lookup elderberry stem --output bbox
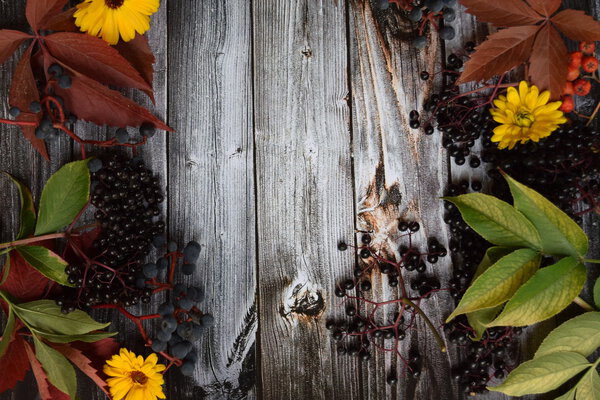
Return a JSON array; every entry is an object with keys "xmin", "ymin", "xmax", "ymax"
[
  {"xmin": 401, "ymin": 298, "xmax": 446, "ymax": 352},
  {"xmin": 573, "ymin": 296, "xmax": 596, "ymax": 312},
  {"xmin": 0, "ymin": 232, "xmax": 70, "ymax": 249}
]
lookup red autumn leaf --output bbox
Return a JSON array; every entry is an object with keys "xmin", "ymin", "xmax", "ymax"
[
  {"xmin": 0, "ymin": 30, "xmax": 33, "ymax": 65},
  {"xmin": 458, "ymin": 25, "xmax": 540, "ymax": 84},
  {"xmin": 53, "ymin": 66, "xmax": 172, "ymax": 131},
  {"xmin": 551, "ymin": 9, "xmax": 600, "ymax": 42},
  {"xmin": 24, "ymin": 341, "xmax": 70, "ymax": 400},
  {"xmin": 52, "ymin": 338, "xmax": 120, "ymax": 396},
  {"xmin": 26, "ymin": 0, "xmax": 69, "ymax": 31},
  {"xmin": 0, "ymin": 336, "xmax": 31, "ymax": 393},
  {"xmin": 45, "ymin": 32, "xmax": 154, "ymax": 102},
  {"xmin": 42, "ymin": 8, "xmax": 78, "ymax": 32},
  {"xmin": 64, "ymin": 227, "xmax": 102, "ymax": 265},
  {"xmin": 458, "ymin": 0, "xmax": 543, "ymax": 27},
  {"xmin": 114, "ymin": 34, "xmax": 156, "ymax": 88},
  {"xmin": 529, "ymin": 23, "xmax": 568, "ymax": 100},
  {"xmin": 9, "ymin": 45, "xmax": 48, "ymax": 160},
  {"xmin": 0, "ymin": 250, "xmax": 50, "ymax": 302},
  {"xmin": 526, "ymin": 0, "xmax": 561, "ymax": 17}
]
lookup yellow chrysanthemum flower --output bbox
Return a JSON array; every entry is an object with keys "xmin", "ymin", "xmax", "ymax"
[
  {"xmin": 489, "ymin": 81, "xmax": 567, "ymax": 150},
  {"xmin": 104, "ymin": 348, "xmax": 166, "ymax": 400},
  {"xmin": 74, "ymin": 0, "xmax": 160, "ymax": 45}
]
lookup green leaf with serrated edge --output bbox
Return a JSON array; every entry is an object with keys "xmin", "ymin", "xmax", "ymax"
[
  {"xmin": 503, "ymin": 173, "xmax": 588, "ymax": 257},
  {"xmin": 0, "ymin": 310, "xmax": 15, "ymax": 358},
  {"xmin": 488, "ymin": 257, "xmax": 586, "ymax": 327},
  {"xmin": 446, "ymin": 248, "xmax": 541, "ymax": 322},
  {"xmin": 555, "ymin": 387, "xmax": 576, "ymax": 400},
  {"xmin": 32, "ymin": 328, "xmax": 117, "ymax": 343},
  {"xmin": 13, "ymin": 300, "xmax": 109, "ymax": 335},
  {"xmin": 576, "ymin": 367, "xmax": 600, "ymax": 400},
  {"xmin": 2, "ymin": 173, "xmax": 36, "ymax": 239},
  {"xmin": 34, "ymin": 159, "xmax": 90, "ymax": 236},
  {"xmin": 488, "ymin": 352, "xmax": 591, "ymax": 396},
  {"xmin": 535, "ymin": 312, "xmax": 600, "ymax": 358},
  {"xmin": 594, "ymin": 278, "xmax": 600, "ymax": 310},
  {"xmin": 17, "ymin": 245, "xmax": 72, "ymax": 286},
  {"xmin": 444, "ymin": 194, "xmax": 542, "ymax": 250},
  {"xmin": 33, "ymin": 336, "xmax": 77, "ymax": 399}
]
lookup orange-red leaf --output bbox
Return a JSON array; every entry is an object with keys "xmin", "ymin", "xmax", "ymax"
[
  {"xmin": 0, "ymin": 336, "xmax": 31, "ymax": 393},
  {"xmin": 526, "ymin": 0, "xmax": 561, "ymax": 17},
  {"xmin": 45, "ymin": 32, "xmax": 154, "ymax": 101},
  {"xmin": 0, "ymin": 30, "xmax": 33, "ymax": 65},
  {"xmin": 459, "ymin": 0, "xmax": 544, "ymax": 27},
  {"xmin": 42, "ymin": 8, "xmax": 78, "ymax": 32},
  {"xmin": 114, "ymin": 34, "xmax": 156, "ymax": 88},
  {"xmin": 26, "ymin": 0, "xmax": 68, "ymax": 31},
  {"xmin": 458, "ymin": 25, "xmax": 540, "ymax": 84},
  {"xmin": 551, "ymin": 9, "xmax": 600, "ymax": 41},
  {"xmin": 24, "ymin": 341, "xmax": 70, "ymax": 400},
  {"xmin": 8, "ymin": 45, "xmax": 48, "ymax": 160},
  {"xmin": 529, "ymin": 23, "xmax": 568, "ymax": 100}
]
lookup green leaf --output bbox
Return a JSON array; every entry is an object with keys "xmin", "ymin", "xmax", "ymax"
[
  {"xmin": 468, "ymin": 306, "xmax": 502, "ymax": 341},
  {"xmin": 17, "ymin": 245, "xmax": 72, "ymax": 286},
  {"xmin": 444, "ymin": 193, "xmax": 542, "ymax": 250},
  {"xmin": 2, "ymin": 173, "xmax": 36, "ymax": 239},
  {"xmin": 488, "ymin": 257, "xmax": 586, "ymax": 327},
  {"xmin": 0, "ymin": 309, "xmax": 15, "ymax": 358},
  {"xmin": 13, "ymin": 300, "xmax": 110, "ymax": 335},
  {"xmin": 594, "ymin": 277, "xmax": 600, "ymax": 310},
  {"xmin": 576, "ymin": 368, "xmax": 600, "ymax": 400},
  {"xmin": 487, "ymin": 351, "xmax": 590, "ymax": 396},
  {"xmin": 32, "ymin": 329, "xmax": 117, "ymax": 344},
  {"xmin": 446, "ymin": 248, "xmax": 541, "ymax": 322},
  {"xmin": 472, "ymin": 246, "xmax": 514, "ymax": 279},
  {"xmin": 34, "ymin": 160, "xmax": 90, "ymax": 236},
  {"xmin": 33, "ymin": 336, "xmax": 77, "ymax": 399},
  {"xmin": 535, "ymin": 312, "xmax": 600, "ymax": 358},
  {"xmin": 503, "ymin": 173, "xmax": 588, "ymax": 257},
  {"xmin": 555, "ymin": 387, "xmax": 576, "ymax": 400}
]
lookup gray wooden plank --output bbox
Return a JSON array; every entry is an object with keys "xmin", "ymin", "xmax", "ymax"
[
  {"xmin": 166, "ymin": 1, "xmax": 256, "ymax": 399},
  {"xmin": 253, "ymin": 0, "xmax": 360, "ymax": 398}
]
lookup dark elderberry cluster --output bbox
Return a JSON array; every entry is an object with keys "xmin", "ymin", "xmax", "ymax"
[{"xmin": 481, "ymin": 121, "xmax": 600, "ymax": 219}]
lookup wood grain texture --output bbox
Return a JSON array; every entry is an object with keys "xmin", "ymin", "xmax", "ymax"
[{"xmin": 253, "ymin": 0, "xmax": 360, "ymax": 399}]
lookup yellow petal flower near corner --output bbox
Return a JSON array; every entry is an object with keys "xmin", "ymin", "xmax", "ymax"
[
  {"xmin": 74, "ymin": 0, "xmax": 160, "ymax": 45},
  {"xmin": 489, "ymin": 81, "xmax": 568, "ymax": 150},
  {"xmin": 104, "ymin": 348, "xmax": 167, "ymax": 400}
]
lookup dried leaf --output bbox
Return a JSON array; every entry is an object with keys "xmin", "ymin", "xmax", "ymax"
[
  {"xmin": 53, "ymin": 67, "xmax": 171, "ymax": 131},
  {"xmin": 24, "ymin": 341, "xmax": 70, "ymax": 400},
  {"xmin": 0, "ymin": 30, "xmax": 33, "ymax": 65},
  {"xmin": 9, "ymin": 45, "xmax": 48, "ymax": 160},
  {"xmin": 0, "ymin": 336, "xmax": 31, "ymax": 393},
  {"xmin": 458, "ymin": 25, "xmax": 540, "ymax": 84},
  {"xmin": 26, "ymin": 0, "xmax": 69, "ymax": 31},
  {"xmin": 42, "ymin": 8, "xmax": 78, "ymax": 32},
  {"xmin": 114, "ymin": 34, "xmax": 156, "ymax": 88},
  {"xmin": 45, "ymin": 33, "xmax": 154, "ymax": 101},
  {"xmin": 551, "ymin": 9, "xmax": 600, "ymax": 42},
  {"xmin": 529, "ymin": 23, "xmax": 568, "ymax": 100},
  {"xmin": 526, "ymin": 0, "xmax": 561, "ymax": 17},
  {"xmin": 459, "ymin": 0, "xmax": 543, "ymax": 27},
  {"xmin": 0, "ymin": 250, "xmax": 49, "ymax": 302}
]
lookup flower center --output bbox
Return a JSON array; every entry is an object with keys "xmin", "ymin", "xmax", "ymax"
[
  {"xmin": 515, "ymin": 109, "xmax": 535, "ymax": 128},
  {"xmin": 105, "ymin": 0, "xmax": 125, "ymax": 9},
  {"xmin": 130, "ymin": 371, "xmax": 148, "ymax": 385}
]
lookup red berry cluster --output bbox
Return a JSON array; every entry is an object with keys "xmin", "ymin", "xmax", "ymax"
[{"xmin": 561, "ymin": 42, "xmax": 598, "ymax": 113}]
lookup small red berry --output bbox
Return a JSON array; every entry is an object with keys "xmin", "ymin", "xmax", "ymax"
[
  {"xmin": 580, "ymin": 41, "xmax": 596, "ymax": 55},
  {"xmin": 567, "ymin": 65, "xmax": 580, "ymax": 81},
  {"xmin": 559, "ymin": 95, "xmax": 574, "ymax": 113},
  {"xmin": 582, "ymin": 56, "xmax": 599, "ymax": 73},
  {"xmin": 563, "ymin": 81, "xmax": 574, "ymax": 95},
  {"xmin": 568, "ymin": 51, "xmax": 583, "ymax": 68},
  {"xmin": 573, "ymin": 79, "xmax": 591, "ymax": 96}
]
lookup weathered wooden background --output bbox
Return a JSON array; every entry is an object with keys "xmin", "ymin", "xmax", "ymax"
[{"xmin": 0, "ymin": 0, "xmax": 599, "ymax": 399}]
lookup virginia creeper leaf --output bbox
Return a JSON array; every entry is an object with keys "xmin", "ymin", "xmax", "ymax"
[
  {"xmin": 114, "ymin": 34, "xmax": 156, "ymax": 87},
  {"xmin": 35, "ymin": 159, "xmax": 91, "ymax": 236},
  {"xmin": 24, "ymin": 341, "xmax": 70, "ymax": 400},
  {"xmin": 45, "ymin": 32, "xmax": 154, "ymax": 100},
  {"xmin": 488, "ymin": 257, "xmax": 587, "ymax": 327},
  {"xmin": 26, "ymin": 0, "xmax": 69, "ymax": 31},
  {"xmin": 0, "ymin": 30, "xmax": 33, "ymax": 65},
  {"xmin": 0, "ymin": 310, "xmax": 15, "ymax": 358},
  {"xmin": 13, "ymin": 300, "xmax": 110, "ymax": 336},
  {"xmin": 0, "ymin": 335, "xmax": 31, "ymax": 392},
  {"xmin": 2, "ymin": 173, "xmax": 36, "ymax": 239},
  {"xmin": 534, "ymin": 312, "xmax": 600, "ymax": 358},
  {"xmin": 555, "ymin": 387, "xmax": 576, "ymax": 400},
  {"xmin": 503, "ymin": 173, "xmax": 589, "ymax": 257},
  {"xmin": 551, "ymin": 9, "xmax": 600, "ymax": 42},
  {"xmin": 529, "ymin": 23, "xmax": 568, "ymax": 100},
  {"xmin": 443, "ymin": 193, "xmax": 542, "ymax": 250},
  {"xmin": 458, "ymin": 0, "xmax": 544, "ymax": 26},
  {"xmin": 0, "ymin": 250, "xmax": 49, "ymax": 302},
  {"xmin": 488, "ymin": 352, "xmax": 590, "ymax": 396},
  {"xmin": 447, "ymin": 248, "xmax": 540, "ymax": 322},
  {"xmin": 576, "ymin": 368, "xmax": 600, "ymax": 400},
  {"xmin": 526, "ymin": 0, "xmax": 560, "ymax": 17},
  {"xmin": 16, "ymin": 245, "xmax": 72, "ymax": 286},
  {"xmin": 33, "ymin": 336, "xmax": 77, "ymax": 399},
  {"xmin": 34, "ymin": 329, "xmax": 117, "ymax": 344},
  {"xmin": 41, "ymin": 7, "xmax": 77, "ymax": 32}
]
